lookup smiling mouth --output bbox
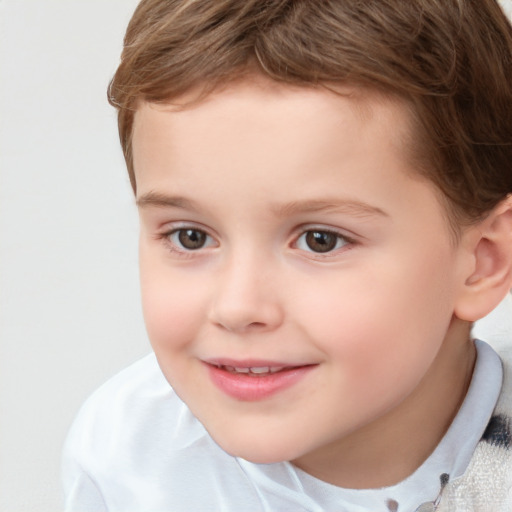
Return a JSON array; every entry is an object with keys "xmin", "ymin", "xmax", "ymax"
[
  {"xmin": 206, "ymin": 362, "xmax": 316, "ymax": 400},
  {"xmin": 213, "ymin": 364, "xmax": 290, "ymax": 376}
]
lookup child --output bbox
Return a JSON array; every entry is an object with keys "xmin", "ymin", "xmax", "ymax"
[{"xmin": 62, "ymin": 0, "xmax": 512, "ymax": 510}]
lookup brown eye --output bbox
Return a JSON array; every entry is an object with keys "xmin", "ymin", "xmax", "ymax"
[
  {"xmin": 303, "ymin": 231, "xmax": 344, "ymax": 253},
  {"xmin": 176, "ymin": 229, "xmax": 207, "ymax": 250}
]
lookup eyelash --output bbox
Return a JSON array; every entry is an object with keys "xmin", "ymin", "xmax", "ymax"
[
  {"xmin": 159, "ymin": 227, "xmax": 217, "ymax": 257},
  {"xmin": 158, "ymin": 226, "xmax": 355, "ymax": 258},
  {"xmin": 294, "ymin": 228, "xmax": 354, "ymax": 256}
]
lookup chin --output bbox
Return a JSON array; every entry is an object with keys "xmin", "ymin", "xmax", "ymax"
[{"xmin": 211, "ymin": 430, "xmax": 303, "ymax": 464}]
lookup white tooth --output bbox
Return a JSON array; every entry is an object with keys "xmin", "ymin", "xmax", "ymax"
[
  {"xmin": 249, "ymin": 367, "xmax": 271, "ymax": 374},
  {"xmin": 224, "ymin": 365, "xmax": 236, "ymax": 372},
  {"xmin": 234, "ymin": 367, "xmax": 250, "ymax": 373},
  {"xmin": 269, "ymin": 367, "xmax": 284, "ymax": 373}
]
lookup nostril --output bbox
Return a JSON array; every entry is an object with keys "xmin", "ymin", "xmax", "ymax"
[
  {"xmin": 216, "ymin": 320, "xmax": 267, "ymax": 333},
  {"xmin": 248, "ymin": 321, "xmax": 266, "ymax": 328}
]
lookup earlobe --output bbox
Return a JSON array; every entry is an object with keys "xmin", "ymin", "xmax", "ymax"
[{"xmin": 455, "ymin": 196, "xmax": 512, "ymax": 322}]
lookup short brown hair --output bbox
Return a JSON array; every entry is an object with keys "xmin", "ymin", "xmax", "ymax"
[{"xmin": 109, "ymin": 0, "xmax": 512, "ymax": 225}]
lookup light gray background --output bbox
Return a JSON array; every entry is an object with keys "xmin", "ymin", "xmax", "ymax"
[
  {"xmin": 0, "ymin": 1, "xmax": 145, "ymax": 511},
  {"xmin": 1, "ymin": 1, "xmax": 511, "ymax": 511}
]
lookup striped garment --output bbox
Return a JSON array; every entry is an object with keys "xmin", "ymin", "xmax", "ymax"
[{"xmin": 437, "ymin": 346, "xmax": 512, "ymax": 511}]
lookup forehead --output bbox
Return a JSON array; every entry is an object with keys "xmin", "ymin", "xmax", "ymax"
[{"xmin": 132, "ymin": 78, "xmax": 414, "ymax": 178}]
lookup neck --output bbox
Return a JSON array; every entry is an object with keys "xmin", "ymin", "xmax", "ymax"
[{"xmin": 292, "ymin": 319, "xmax": 476, "ymax": 489}]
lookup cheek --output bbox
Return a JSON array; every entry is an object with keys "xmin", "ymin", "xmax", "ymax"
[
  {"xmin": 139, "ymin": 258, "xmax": 208, "ymax": 352},
  {"xmin": 293, "ymin": 248, "xmax": 457, "ymax": 394}
]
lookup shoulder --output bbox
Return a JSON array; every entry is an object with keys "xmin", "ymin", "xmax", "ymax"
[
  {"xmin": 66, "ymin": 353, "xmax": 175, "ymax": 441},
  {"xmin": 439, "ymin": 343, "xmax": 512, "ymax": 511},
  {"xmin": 63, "ymin": 353, "xmax": 208, "ymax": 479}
]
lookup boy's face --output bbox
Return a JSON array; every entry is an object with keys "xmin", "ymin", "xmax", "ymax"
[{"xmin": 133, "ymin": 79, "xmax": 470, "ymax": 469}]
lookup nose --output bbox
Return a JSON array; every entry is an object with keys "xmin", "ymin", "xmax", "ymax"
[{"xmin": 208, "ymin": 255, "xmax": 284, "ymax": 334}]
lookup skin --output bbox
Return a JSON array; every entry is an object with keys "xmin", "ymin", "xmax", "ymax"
[{"xmin": 132, "ymin": 77, "xmax": 478, "ymax": 489}]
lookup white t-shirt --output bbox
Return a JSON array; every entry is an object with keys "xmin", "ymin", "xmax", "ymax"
[{"xmin": 62, "ymin": 340, "xmax": 502, "ymax": 512}]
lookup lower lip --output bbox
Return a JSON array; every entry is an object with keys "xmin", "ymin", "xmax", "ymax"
[{"xmin": 205, "ymin": 364, "xmax": 315, "ymax": 401}]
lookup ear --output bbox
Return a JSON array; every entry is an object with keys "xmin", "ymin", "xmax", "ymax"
[{"xmin": 455, "ymin": 196, "xmax": 512, "ymax": 322}]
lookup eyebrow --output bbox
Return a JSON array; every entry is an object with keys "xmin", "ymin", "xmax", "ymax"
[
  {"xmin": 136, "ymin": 192, "xmax": 199, "ymax": 210},
  {"xmin": 136, "ymin": 191, "xmax": 388, "ymax": 219},
  {"xmin": 270, "ymin": 198, "xmax": 389, "ymax": 219}
]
